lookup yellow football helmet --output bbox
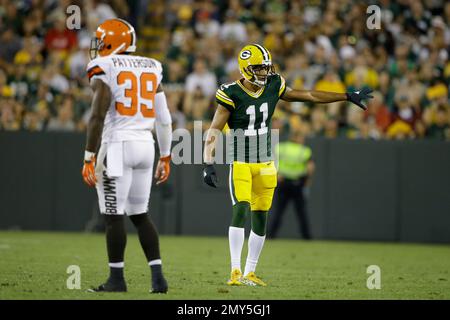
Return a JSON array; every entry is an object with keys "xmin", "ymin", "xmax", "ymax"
[{"xmin": 238, "ymin": 44, "xmax": 274, "ymax": 87}]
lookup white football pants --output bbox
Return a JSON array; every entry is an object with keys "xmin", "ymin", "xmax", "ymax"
[{"xmin": 95, "ymin": 140, "xmax": 155, "ymax": 215}]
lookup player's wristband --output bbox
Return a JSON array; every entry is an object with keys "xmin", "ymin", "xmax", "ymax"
[
  {"xmin": 160, "ymin": 154, "xmax": 171, "ymax": 162},
  {"xmin": 84, "ymin": 150, "xmax": 96, "ymax": 162}
]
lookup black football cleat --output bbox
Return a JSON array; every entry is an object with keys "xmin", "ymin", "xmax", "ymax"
[
  {"xmin": 88, "ymin": 278, "xmax": 127, "ymax": 293},
  {"xmin": 151, "ymin": 276, "xmax": 168, "ymax": 294}
]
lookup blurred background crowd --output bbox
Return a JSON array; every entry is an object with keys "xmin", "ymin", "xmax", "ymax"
[{"xmin": 0, "ymin": 0, "xmax": 449, "ymax": 140}]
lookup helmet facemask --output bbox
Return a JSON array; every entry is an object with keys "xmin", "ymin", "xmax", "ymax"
[
  {"xmin": 246, "ymin": 63, "xmax": 275, "ymax": 87},
  {"xmin": 90, "ymin": 30, "xmax": 107, "ymax": 60},
  {"xmin": 89, "ymin": 37, "xmax": 102, "ymax": 60}
]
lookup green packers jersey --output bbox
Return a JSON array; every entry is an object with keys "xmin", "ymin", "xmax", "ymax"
[{"xmin": 216, "ymin": 74, "xmax": 286, "ymax": 163}]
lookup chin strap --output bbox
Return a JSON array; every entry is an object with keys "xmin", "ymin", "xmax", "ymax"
[
  {"xmin": 249, "ymin": 76, "xmax": 266, "ymax": 87},
  {"xmin": 247, "ymin": 66, "xmax": 273, "ymax": 87}
]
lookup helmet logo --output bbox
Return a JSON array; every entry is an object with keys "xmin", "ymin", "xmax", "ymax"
[{"xmin": 240, "ymin": 50, "xmax": 251, "ymax": 60}]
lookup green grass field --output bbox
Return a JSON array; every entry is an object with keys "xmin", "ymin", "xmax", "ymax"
[{"xmin": 0, "ymin": 231, "xmax": 449, "ymax": 300}]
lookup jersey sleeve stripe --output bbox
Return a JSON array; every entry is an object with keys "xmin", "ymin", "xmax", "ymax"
[
  {"xmin": 216, "ymin": 94, "xmax": 235, "ymax": 108},
  {"xmin": 87, "ymin": 65, "xmax": 106, "ymax": 80},
  {"xmin": 216, "ymin": 92, "xmax": 235, "ymax": 106},
  {"xmin": 279, "ymin": 76, "xmax": 286, "ymax": 97},
  {"xmin": 217, "ymin": 89, "xmax": 233, "ymax": 101},
  {"xmin": 216, "ymin": 92, "xmax": 234, "ymax": 104}
]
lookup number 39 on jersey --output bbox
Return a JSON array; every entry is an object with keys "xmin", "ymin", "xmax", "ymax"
[{"xmin": 86, "ymin": 54, "xmax": 164, "ymax": 143}]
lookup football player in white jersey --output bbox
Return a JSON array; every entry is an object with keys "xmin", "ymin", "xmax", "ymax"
[{"xmin": 81, "ymin": 18, "xmax": 172, "ymax": 293}]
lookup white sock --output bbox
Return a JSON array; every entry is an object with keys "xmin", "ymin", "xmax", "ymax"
[
  {"xmin": 229, "ymin": 226, "xmax": 245, "ymax": 271},
  {"xmin": 244, "ymin": 231, "xmax": 266, "ymax": 276},
  {"xmin": 148, "ymin": 259, "xmax": 162, "ymax": 266},
  {"xmin": 108, "ymin": 262, "xmax": 124, "ymax": 268}
]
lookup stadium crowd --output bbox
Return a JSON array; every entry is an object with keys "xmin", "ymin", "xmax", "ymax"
[{"xmin": 0, "ymin": 0, "xmax": 449, "ymax": 140}]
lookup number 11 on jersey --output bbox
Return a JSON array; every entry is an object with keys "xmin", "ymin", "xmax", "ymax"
[{"xmin": 244, "ymin": 102, "xmax": 268, "ymax": 136}]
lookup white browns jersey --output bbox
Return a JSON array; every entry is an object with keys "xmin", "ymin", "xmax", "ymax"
[{"xmin": 86, "ymin": 54, "xmax": 163, "ymax": 143}]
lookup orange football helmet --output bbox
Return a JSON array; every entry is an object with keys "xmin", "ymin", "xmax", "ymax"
[{"xmin": 90, "ymin": 18, "xmax": 136, "ymax": 59}]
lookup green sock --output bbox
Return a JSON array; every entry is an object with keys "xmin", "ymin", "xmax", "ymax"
[{"xmin": 251, "ymin": 211, "xmax": 268, "ymax": 236}]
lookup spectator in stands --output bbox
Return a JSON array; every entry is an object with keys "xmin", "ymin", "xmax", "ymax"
[
  {"xmin": 32, "ymin": 100, "xmax": 51, "ymax": 131},
  {"xmin": 86, "ymin": 0, "xmax": 118, "ymax": 25},
  {"xmin": 184, "ymin": 59, "xmax": 217, "ymax": 115},
  {"xmin": 68, "ymin": 38, "xmax": 91, "ymax": 81},
  {"xmin": 47, "ymin": 96, "xmax": 76, "ymax": 132},
  {"xmin": 163, "ymin": 60, "xmax": 187, "ymax": 90},
  {"xmin": 0, "ymin": 97, "xmax": 20, "ymax": 131},
  {"xmin": 44, "ymin": 13, "xmax": 77, "ymax": 57},
  {"xmin": 324, "ymin": 117, "xmax": 339, "ymax": 139},
  {"xmin": 8, "ymin": 64, "xmax": 30, "ymax": 103},
  {"xmin": 345, "ymin": 55, "xmax": 379, "ymax": 90},
  {"xmin": 386, "ymin": 120, "xmax": 415, "ymax": 140},
  {"xmin": 2, "ymin": 1, "xmax": 22, "ymax": 34},
  {"xmin": 166, "ymin": 91, "xmax": 186, "ymax": 130},
  {"xmin": 426, "ymin": 106, "xmax": 450, "ymax": 140},
  {"xmin": 220, "ymin": 10, "xmax": 248, "ymax": 44},
  {"xmin": 41, "ymin": 60, "xmax": 70, "ymax": 94},
  {"xmin": 194, "ymin": 8, "xmax": 220, "ymax": 38},
  {"xmin": 184, "ymin": 86, "xmax": 213, "ymax": 131},
  {"xmin": 0, "ymin": 0, "xmax": 447, "ymax": 142},
  {"xmin": 315, "ymin": 69, "xmax": 346, "ymax": 117},
  {"xmin": 0, "ymin": 27, "xmax": 22, "ymax": 73},
  {"xmin": 364, "ymin": 92, "xmax": 392, "ymax": 133},
  {"xmin": 346, "ymin": 106, "xmax": 367, "ymax": 139},
  {"xmin": 310, "ymin": 107, "xmax": 327, "ymax": 137},
  {"xmin": 391, "ymin": 94, "xmax": 421, "ymax": 133},
  {"xmin": 0, "ymin": 69, "xmax": 13, "ymax": 98},
  {"xmin": 423, "ymin": 97, "xmax": 450, "ymax": 140},
  {"xmin": 23, "ymin": 110, "xmax": 42, "ymax": 132}
]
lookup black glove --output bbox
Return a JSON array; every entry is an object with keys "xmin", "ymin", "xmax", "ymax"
[
  {"xmin": 203, "ymin": 164, "xmax": 218, "ymax": 188},
  {"xmin": 346, "ymin": 87, "xmax": 373, "ymax": 110}
]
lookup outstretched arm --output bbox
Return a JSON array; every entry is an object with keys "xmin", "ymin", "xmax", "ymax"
[{"xmin": 280, "ymin": 86, "xmax": 373, "ymax": 110}]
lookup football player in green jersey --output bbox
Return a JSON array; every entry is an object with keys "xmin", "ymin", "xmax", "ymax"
[{"xmin": 203, "ymin": 44, "xmax": 372, "ymax": 286}]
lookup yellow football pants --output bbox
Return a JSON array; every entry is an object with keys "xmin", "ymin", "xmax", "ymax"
[{"xmin": 229, "ymin": 161, "xmax": 277, "ymax": 211}]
